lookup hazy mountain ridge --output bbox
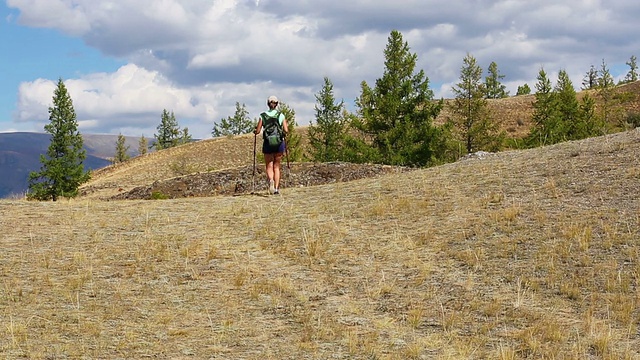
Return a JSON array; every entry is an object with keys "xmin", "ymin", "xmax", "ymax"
[{"xmin": 0, "ymin": 133, "xmax": 141, "ymax": 198}]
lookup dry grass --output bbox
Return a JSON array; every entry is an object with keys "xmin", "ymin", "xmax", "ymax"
[{"xmin": 1, "ymin": 127, "xmax": 640, "ymax": 359}]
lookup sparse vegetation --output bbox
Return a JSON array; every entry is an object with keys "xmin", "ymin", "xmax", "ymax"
[
  {"xmin": 112, "ymin": 133, "xmax": 130, "ymax": 164},
  {"xmin": 2, "ymin": 127, "xmax": 639, "ymax": 358},
  {"xmin": 5, "ymin": 29, "xmax": 640, "ymax": 358},
  {"xmin": 212, "ymin": 101, "xmax": 254, "ymax": 137},
  {"xmin": 153, "ymin": 109, "xmax": 191, "ymax": 150}
]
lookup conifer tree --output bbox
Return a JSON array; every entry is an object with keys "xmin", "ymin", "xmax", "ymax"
[
  {"xmin": 212, "ymin": 102, "xmax": 254, "ymax": 137},
  {"xmin": 582, "ymin": 65, "xmax": 598, "ymax": 90},
  {"xmin": 624, "ymin": 55, "xmax": 638, "ymax": 83},
  {"xmin": 113, "ymin": 133, "xmax": 130, "ymax": 163},
  {"xmin": 179, "ymin": 127, "xmax": 192, "ymax": 145},
  {"xmin": 575, "ymin": 94, "xmax": 602, "ymax": 138},
  {"xmin": 597, "ymin": 59, "xmax": 616, "ymax": 125},
  {"xmin": 553, "ymin": 69, "xmax": 580, "ymax": 141},
  {"xmin": 28, "ymin": 78, "xmax": 90, "ymax": 201},
  {"xmin": 451, "ymin": 53, "xmax": 501, "ymax": 153},
  {"xmin": 485, "ymin": 61, "xmax": 509, "ymax": 99},
  {"xmin": 154, "ymin": 109, "xmax": 181, "ymax": 150},
  {"xmin": 516, "ymin": 84, "xmax": 531, "ymax": 96},
  {"xmin": 527, "ymin": 68, "xmax": 556, "ymax": 147},
  {"xmin": 308, "ymin": 77, "xmax": 347, "ymax": 162},
  {"xmin": 138, "ymin": 135, "xmax": 148, "ymax": 155},
  {"xmin": 352, "ymin": 30, "xmax": 444, "ymax": 166}
]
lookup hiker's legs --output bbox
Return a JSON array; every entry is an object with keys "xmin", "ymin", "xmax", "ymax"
[
  {"xmin": 273, "ymin": 152, "xmax": 283, "ymax": 190},
  {"xmin": 264, "ymin": 153, "xmax": 277, "ymax": 193},
  {"xmin": 264, "ymin": 153, "xmax": 275, "ymax": 182}
]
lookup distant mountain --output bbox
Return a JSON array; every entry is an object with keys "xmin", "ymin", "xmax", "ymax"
[{"xmin": 0, "ymin": 132, "xmax": 143, "ymax": 198}]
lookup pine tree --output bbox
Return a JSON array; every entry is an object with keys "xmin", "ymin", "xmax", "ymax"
[
  {"xmin": 451, "ymin": 53, "xmax": 501, "ymax": 154},
  {"xmin": 178, "ymin": 127, "xmax": 192, "ymax": 145},
  {"xmin": 485, "ymin": 61, "xmax": 509, "ymax": 98},
  {"xmin": 582, "ymin": 65, "xmax": 598, "ymax": 90},
  {"xmin": 154, "ymin": 109, "xmax": 181, "ymax": 150},
  {"xmin": 352, "ymin": 30, "xmax": 444, "ymax": 166},
  {"xmin": 27, "ymin": 78, "xmax": 90, "ymax": 201},
  {"xmin": 624, "ymin": 55, "xmax": 638, "ymax": 83},
  {"xmin": 554, "ymin": 69, "xmax": 579, "ymax": 141},
  {"xmin": 113, "ymin": 133, "xmax": 130, "ymax": 163},
  {"xmin": 527, "ymin": 68, "xmax": 556, "ymax": 147},
  {"xmin": 597, "ymin": 59, "xmax": 616, "ymax": 125},
  {"xmin": 575, "ymin": 94, "xmax": 603, "ymax": 139},
  {"xmin": 516, "ymin": 84, "xmax": 531, "ymax": 96},
  {"xmin": 138, "ymin": 135, "xmax": 148, "ymax": 156},
  {"xmin": 212, "ymin": 102, "xmax": 254, "ymax": 137},
  {"xmin": 308, "ymin": 77, "xmax": 348, "ymax": 162}
]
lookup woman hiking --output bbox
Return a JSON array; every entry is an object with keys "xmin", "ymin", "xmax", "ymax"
[{"xmin": 254, "ymin": 95, "xmax": 288, "ymax": 195}]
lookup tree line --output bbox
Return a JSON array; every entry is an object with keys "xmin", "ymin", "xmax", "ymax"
[
  {"xmin": 27, "ymin": 30, "xmax": 639, "ymax": 200},
  {"xmin": 215, "ymin": 31, "xmax": 638, "ymax": 166}
]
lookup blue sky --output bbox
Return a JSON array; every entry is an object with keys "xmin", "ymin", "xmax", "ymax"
[
  {"xmin": 2, "ymin": 0, "xmax": 639, "ymax": 139},
  {"xmin": 1, "ymin": 3, "xmax": 124, "ymax": 129}
]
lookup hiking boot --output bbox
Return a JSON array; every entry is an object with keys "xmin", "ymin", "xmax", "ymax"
[
  {"xmin": 268, "ymin": 179, "xmax": 275, "ymax": 194},
  {"xmin": 274, "ymin": 189, "xmax": 280, "ymax": 195}
]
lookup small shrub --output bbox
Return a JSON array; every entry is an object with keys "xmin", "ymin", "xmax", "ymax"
[
  {"xmin": 170, "ymin": 156, "xmax": 198, "ymax": 176},
  {"xmin": 151, "ymin": 191, "xmax": 169, "ymax": 200},
  {"xmin": 625, "ymin": 111, "xmax": 640, "ymax": 128}
]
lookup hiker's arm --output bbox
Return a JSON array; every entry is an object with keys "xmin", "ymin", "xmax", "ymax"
[{"xmin": 282, "ymin": 118, "xmax": 289, "ymax": 135}]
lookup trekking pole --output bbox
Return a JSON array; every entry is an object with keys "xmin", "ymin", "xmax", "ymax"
[{"xmin": 252, "ymin": 132, "xmax": 257, "ymax": 193}]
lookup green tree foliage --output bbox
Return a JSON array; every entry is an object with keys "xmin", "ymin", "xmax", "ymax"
[
  {"xmin": 624, "ymin": 55, "xmax": 638, "ymax": 83},
  {"xmin": 450, "ymin": 53, "xmax": 502, "ymax": 154},
  {"xmin": 179, "ymin": 127, "xmax": 192, "ymax": 145},
  {"xmin": 138, "ymin": 135, "xmax": 148, "ymax": 155},
  {"xmin": 212, "ymin": 102, "xmax": 254, "ymax": 137},
  {"xmin": 527, "ymin": 68, "xmax": 556, "ymax": 147},
  {"xmin": 351, "ymin": 30, "xmax": 444, "ymax": 166},
  {"xmin": 597, "ymin": 59, "xmax": 616, "ymax": 126},
  {"xmin": 112, "ymin": 133, "xmax": 130, "ymax": 164},
  {"xmin": 582, "ymin": 65, "xmax": 598, "ymax": 90},
  {"xmin": 554, "ymin": 70, "xmax": 580, "ymax": 141},
  {"xmin": 576, "ymin": 94, "xmax": 603, "ymax": 138},
  {"xmin": 27, "ymin": 78, "xmax": 90, "ymax": 201},
  {"xmin": 154, "ymin": 109, "xmax": 183, "ymax": 150},
  {"xmin": 527, "ymin": 68, "xmax": 603, "ymax": 147},
  {"xmin": 277, "ymin": 102, "xmax": 303, "ymax": 162},
  {"xmin": 516, "ymin": 83, "xmax": 531, "ymax": 96},
  {"xmin": 485, "ymin": 61, "xmax": 509, "ymax": 99},
  {"xmin": 308, "ymin": 77, "xmax": 348, "ymax": 162}
]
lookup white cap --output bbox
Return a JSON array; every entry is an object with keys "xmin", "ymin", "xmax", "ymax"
[{"xmin": 267, "ymin": 95, "xmax": 278, "ymax": 104}]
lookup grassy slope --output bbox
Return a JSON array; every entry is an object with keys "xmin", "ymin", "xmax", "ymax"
[
  {"xmin": 1, "ymin": 127, "xmax": 639, "ymax": 359},
  {"xmin": 80, "ymin": 133, "xmax": 259, "ymax": 199}
]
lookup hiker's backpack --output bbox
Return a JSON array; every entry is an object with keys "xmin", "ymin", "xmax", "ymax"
[{"xmin": 261, "ymin": 111, "xmax": 284, "ymax": 146}]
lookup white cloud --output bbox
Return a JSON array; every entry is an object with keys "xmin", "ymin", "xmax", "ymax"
[{"xmin": 6, "ymin": 0, "xmax": 640, "ymax": 138}]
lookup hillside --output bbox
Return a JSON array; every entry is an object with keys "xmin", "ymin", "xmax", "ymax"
[
  {"xmin": 78, "ymin": 80, "xmax": 640, "ymax": 200},
  {"xmin": 1, "ymin": 127, "xmax": 639, "ymax": 358}
]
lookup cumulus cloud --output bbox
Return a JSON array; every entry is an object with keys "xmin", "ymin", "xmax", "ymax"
[{"xmin": 6, "ymin": 0, "xmax": 640, "ymax": 137}]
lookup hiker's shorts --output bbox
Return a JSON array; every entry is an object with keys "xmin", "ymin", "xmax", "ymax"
[{"xmin": 263, "ymin": 140, "xmax": 285, "ymax": 154}]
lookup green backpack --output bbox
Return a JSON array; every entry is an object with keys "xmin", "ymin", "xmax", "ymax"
[{"xmin": 261, "ymin": 111, "xmax": 284, "ymax": 146}]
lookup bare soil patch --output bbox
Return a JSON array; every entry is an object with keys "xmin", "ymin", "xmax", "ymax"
[{"xmin": 110, "ymin": 162, "xmax": 414, "ymax": 200}]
